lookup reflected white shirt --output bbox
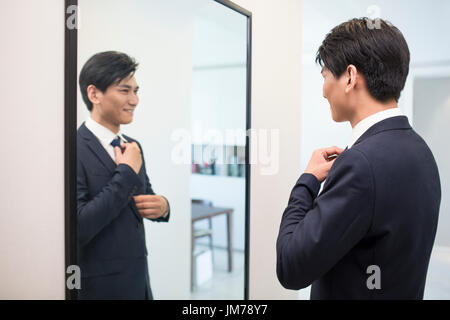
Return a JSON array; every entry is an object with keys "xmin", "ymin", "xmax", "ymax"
[
  {"xmin": 348, "ymin": 108, "xmax": 403, "ymax": 149},
  {"xmin": 85, "ymin": 116, "xmax": 128, "ymax": 162}
]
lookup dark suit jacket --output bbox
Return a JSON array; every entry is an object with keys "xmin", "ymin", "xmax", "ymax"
[
  {"xmin": 77, "ymin": 122, "xmax": 170, "ymax": 300},
  {"xmin": 277, "ymin": 116, "xmax": 441, "ymax": 299}
]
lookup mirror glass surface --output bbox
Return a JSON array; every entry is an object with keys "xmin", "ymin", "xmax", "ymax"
[{"xmin": 76, "ymin": 0, "xmax": 248, "ymax": 299}]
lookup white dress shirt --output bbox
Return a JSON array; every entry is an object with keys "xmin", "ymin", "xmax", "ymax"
[
  {"xmin": 85, "ymin": 116, "xmax": 128, "ymax": 162},
  {"xmin": 347, "ymin": 107, "xmax": 403, "ymax": 149}
]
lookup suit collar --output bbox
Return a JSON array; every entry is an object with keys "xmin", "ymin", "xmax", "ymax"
[
  {"xmin": 353, "ymin": 115, "xmax": 411, "ymax": 147},
  {"xmin": 85, "ymin": 116, "xmax": 129, "ymax": 144},
  {"xmin": 348, "ymin": 108, "xmax": 403, "ymax": 148}
]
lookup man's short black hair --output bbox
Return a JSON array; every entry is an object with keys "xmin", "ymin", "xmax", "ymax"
[
  {"xmin": 315, "ymin": 17, "xmax": 410, "ymax": 103},
  {"xmin": 79, "ymin": 51, "xmax": 139, "ymax": 111}
]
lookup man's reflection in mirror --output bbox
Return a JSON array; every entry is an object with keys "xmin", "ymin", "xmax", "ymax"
[{"xmin": 77, "ymin": 51, "xmax": 170, "ymax": 300}]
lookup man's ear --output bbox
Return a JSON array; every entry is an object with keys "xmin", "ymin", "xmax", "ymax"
[
  {"xmin": 87, "ymin": 84, "xmax": 102, "ymax": 105},
  {"xmin": 345, "ymin": 64, "xmax": 358, "ymax": 93}
]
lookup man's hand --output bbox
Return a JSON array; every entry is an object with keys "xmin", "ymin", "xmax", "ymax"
[
  {"xmin": 133, "ymin": 195, "xmax": 168, "ymax": 219},
  {"xmin": 114, "ymin": 142, "xmax": 143, "ymax": 174},
  {"xmin": 304, "ymin": 146, "xmax": 344, "ymax": 182}
]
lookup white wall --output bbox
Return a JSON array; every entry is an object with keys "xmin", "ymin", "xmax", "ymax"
[
  {"xmin": 0, "ymin": 0, "xmax": 65, "ymax": 299},
  {"xmin": 190, "ymin": 67, "xmax": 247, "ymax": 146},
  {"xmin": 76, "ymin": 0, "xmax": 205, "ymax": 299},
  {"xmin": 233, "ymin": 0, "xmax": 303, "ymax": 300},
  {"xmin": 190, "ymin": 4, "xmax": 247, "ymax": 146}
]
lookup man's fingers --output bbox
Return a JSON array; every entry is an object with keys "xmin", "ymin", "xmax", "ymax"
[
  {"xmin": 134, "ymin": 198, "xmax": 158, "ymax": 205},
  {"xmin": 121, "ymin": 142, "xmax": 132, "ymax": 151},
  {"xmin": 114, "ymin": 146, "xmax": 122, "ymax": 163},
  {"xmin": 324, "ymin": 158, "xmax": 337, "ymax": 169},
  {"xmin": 144, "ymin": 214, "xmax": 160, "ymax": 219},
  {"xmin": 135, "ymin": 201, "xmax": 161, "ymax": 210},
  {"xmin": 138, "ymin": 208, "xmax": 162, "ymax": 218},
  {"xmin": 322, "ymin": 146, "xmax": 345, "ymax": 157},
  {"xmin": 326, "ymin": 155, "xmax": 338, "ymax": 161},
  {"xmin": 139, "ymin": 208, "xmax": 160, "ymax": 215},
  {"xmin": 133, "ymin": 195, "xmax": 161, "ymax": 203},
  {"xmin": 122, "ymin": 142, "xmax": 138, "ymax": 150}
]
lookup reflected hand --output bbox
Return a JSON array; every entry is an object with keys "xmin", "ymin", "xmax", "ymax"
[
  {"xmin": 133, "ymin": 194, "xmax": 168, "ymax": 219},
  {"xmin": 304, "ymin": 146, "xmax": 344, "ymax": 182},
  {"xmin": 114, "ymin": 142, "xmax": 142, "ymax": 174}
]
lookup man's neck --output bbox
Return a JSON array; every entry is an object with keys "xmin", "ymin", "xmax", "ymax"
[
  {"xmin": 349, "ymin": 99, "xmax": 398, "ymax": 128},
  {"xmin": 90, "ymin": 112, "xmax": 120, "ymax": 134}
]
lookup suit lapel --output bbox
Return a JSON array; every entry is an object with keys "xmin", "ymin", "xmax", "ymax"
[
  {"xmin": 79, "ymin": 122, "xmax": 116, "ymax": 174},
  {"xmin": 86, "ymin": 140, "xmax": 116, "ymax": 174}
]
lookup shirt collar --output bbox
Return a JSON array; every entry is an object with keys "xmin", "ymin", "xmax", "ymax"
[
  {"xmin": 85, "ymin": 116, "xmax": 128, "ymax": 145},
  {"xmin": 348, "ymin": 107, "xmax": 403, "ymax": 148}
]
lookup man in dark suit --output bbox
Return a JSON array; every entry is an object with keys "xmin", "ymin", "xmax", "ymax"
[
  {"xmin": 77, "ymin": 51, "xmax": 170, "ymax": 300},
  {"xmin": 276, "ymin": 18, "xmax": 441, "ymax": 299}
]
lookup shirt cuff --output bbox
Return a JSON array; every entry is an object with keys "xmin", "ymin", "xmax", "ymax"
[{"xmin": 161, "ymin": 195, "xmax": 170, "ymax": 218}]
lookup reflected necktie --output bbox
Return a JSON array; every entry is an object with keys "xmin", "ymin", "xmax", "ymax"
[{"xmin": 110, "ymin": 137, "xmax": 123, "ymax": 153}]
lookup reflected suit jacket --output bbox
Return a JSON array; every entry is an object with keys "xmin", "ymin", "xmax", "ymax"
[
  {"xmin": 277, "ymin": 116, "xmax": 441, "ymax": 299},
  {"xmin": 77, "ymin": 122, "xmax": 169, "ymax": 300}
]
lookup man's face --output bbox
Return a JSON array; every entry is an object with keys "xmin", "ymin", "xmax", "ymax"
[
  {"xmin": 95, "ymin": 74, "xmax": 139, "ymax": 127},
  {"xmin": 321, "ymin": 66, "xmax": 351, "ymax": 122}
]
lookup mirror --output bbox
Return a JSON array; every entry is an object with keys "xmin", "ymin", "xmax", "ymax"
[{"xmin": 65, "ymin": 0, "xmax": 251, "ymax": 299}]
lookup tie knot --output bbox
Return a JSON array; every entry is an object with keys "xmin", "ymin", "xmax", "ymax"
[{"xmin": 110, "ymin": 137, "xmax": 121, "ymax": 148}]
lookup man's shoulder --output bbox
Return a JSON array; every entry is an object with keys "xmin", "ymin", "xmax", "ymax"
[
  {"xmin": 351, "ymin": 126, "xmax": 429, "ymax": 164},
  {"xmin": 77, "ymin": 122, "xmax": 87, "ymax": 136},
  {"xmin": 77, "ymin": 125, "xmax": 89, "ymax": 149},
  {"xmin": 325, "ymin": 147, "xmax": 373, "ymax": 186},
  {"xmin": 333, "ymin": 147, "xmax": 371, "ymax": 171},
  {"xmin": 321, "ymin": 147, "xmax": 375, "ymax": 197}
]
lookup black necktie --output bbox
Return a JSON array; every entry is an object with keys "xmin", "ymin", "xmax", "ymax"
[{"xmin": 111, "ymin": 137, "xmax": 123, "ymax": 152}]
